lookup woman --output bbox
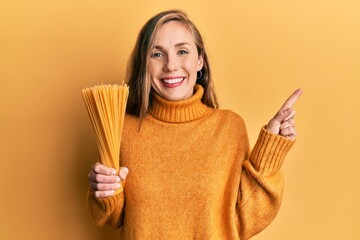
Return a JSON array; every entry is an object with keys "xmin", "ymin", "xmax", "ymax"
[{"xmin": 87, "ymin": 9, "xmax": 302, "ymax": 239}]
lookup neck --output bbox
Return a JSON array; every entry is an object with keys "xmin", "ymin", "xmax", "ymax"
[{"xmin": 149, "ymin": 84, "xmax": 209, "ymax": 123}]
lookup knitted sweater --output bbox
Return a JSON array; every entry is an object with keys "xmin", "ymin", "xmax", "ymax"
[{"xmin": 87, "ymin": 84, "xmax": 295, "ymax": 239}]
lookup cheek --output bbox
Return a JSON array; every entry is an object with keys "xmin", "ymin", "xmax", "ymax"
[
  {"xmin": 183, "ymin": 57, "xmax": 200, "ymax": 73},
  {"xmin": 148, "ymin": 62, "xmax": 161, "ymax": 78}
]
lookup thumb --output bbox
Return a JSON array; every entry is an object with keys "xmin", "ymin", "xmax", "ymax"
[{"xmin": 119, "ymin": 167, "xmax": 129, "ymax": 181}]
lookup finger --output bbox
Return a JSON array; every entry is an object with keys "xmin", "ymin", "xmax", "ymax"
[
  {"xmin": 89, "ymin": 180, "xmax": 102, "ymax": 191},
  {"xmin": 280, "ymin": 126, "xmax": 297, "ymax": 138},
  {"xmin": 283, "ymin": 109, "xmax": 295, "ymax": 122},
  {"xmin": 285, "ymin": 132, "xmax": 297, "ymax": 140},
  {"xmin": 89, "ymin": 178, "xmax": 121, "ymax": 191},
  {"xmin": 89, "ymin": 171, "xmax": 121, "ymax": 183},
  {"xmin": 95, "ymin": 182, "xmax": 122, "ymax": 191},
  {"xmin": 119, "ymin": 167, "xmax": 129, "ymax": 181},
  {"xmin": 271, "ymin": 108, "xmax": 294, "ymax": 124},
  {"xmin": 92, "ymin": 162, "xmax": 117, "ymax": 175},
  {"xmin": 280, "ymin": 119, "xmax": 295, "ymax": 130},
  {"xmin": 95, "ymin": 190, "xmax": 115, "ymax": 199},
  {"xmin": 280, "ymin": 89, "xmax": 303, "ymax": 111}
]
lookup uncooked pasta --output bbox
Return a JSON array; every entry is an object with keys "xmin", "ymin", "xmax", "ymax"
[{"xmin": 82, "ymin": 84, "xmax": 129, "ymax": 193}]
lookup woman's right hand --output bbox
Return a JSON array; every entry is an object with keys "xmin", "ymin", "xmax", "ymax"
[{"xmin": 88, "ymin": 162, "xmax": 129, "ymax": 199}]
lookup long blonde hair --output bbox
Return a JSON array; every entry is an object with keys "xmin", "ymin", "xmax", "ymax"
[{"xmin": 126, "ymin": 9, "xmax": 218, "ymax": 124}]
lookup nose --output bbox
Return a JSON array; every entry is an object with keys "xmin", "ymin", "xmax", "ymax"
[{"xmin": 163, "ymin": 55, "xmax": 178, "ymax": 72}]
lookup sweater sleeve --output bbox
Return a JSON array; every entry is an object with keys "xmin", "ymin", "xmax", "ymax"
[
  {"xmin": 87, "ymin": 184, "xmax": 125, "ymax": 229},
  {"xmin": 238, "ymin": 126, "xmax": 295, "ymax": 239}
]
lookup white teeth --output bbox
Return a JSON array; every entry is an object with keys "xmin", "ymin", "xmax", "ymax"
[{"xmin": 162, "ymin": 77, "xmax": 184, "ymax": 84}]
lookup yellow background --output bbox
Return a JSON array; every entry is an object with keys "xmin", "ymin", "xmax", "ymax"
[{"xmin": 1, "ymin": 0, "xmax": 359, "ymax": 239}]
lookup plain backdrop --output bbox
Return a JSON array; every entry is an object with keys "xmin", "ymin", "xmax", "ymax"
[{"xmin": 1, "ymin": 0, "xmax": 359, "ymax": 239}]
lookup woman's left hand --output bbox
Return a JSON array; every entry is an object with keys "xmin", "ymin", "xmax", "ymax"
[{"xmin": 266, "ymin": 89, "xmax": 303, "ymax": 140}]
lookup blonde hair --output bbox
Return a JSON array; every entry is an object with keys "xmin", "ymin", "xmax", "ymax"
[{"xmin": 126, "ymin": 9, "xmax": 218, "ymax": 124}]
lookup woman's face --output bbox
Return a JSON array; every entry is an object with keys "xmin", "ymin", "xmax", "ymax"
[{"xmin": 148, "ymin": 21, "xmax": 204, "ymax": 101}]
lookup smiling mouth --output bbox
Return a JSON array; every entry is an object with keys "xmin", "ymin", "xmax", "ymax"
[{"xmin": 161, "ymin": 77, "xmax": 185, "ymax": 84}]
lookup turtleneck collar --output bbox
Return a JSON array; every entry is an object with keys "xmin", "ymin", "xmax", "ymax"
[{"xmin": 149, "ymin": 84, "xmax": 210, "ymax": 123}]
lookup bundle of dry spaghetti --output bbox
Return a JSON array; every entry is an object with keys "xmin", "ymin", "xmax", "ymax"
[{"xmin": 82, "ymin": 84, "xmax": 129, "ymax": 192}]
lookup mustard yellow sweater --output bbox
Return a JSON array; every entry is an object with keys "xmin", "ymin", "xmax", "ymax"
[{"xmin": 87, "ymin": 85, "xmax": 295, "ymax": 239}]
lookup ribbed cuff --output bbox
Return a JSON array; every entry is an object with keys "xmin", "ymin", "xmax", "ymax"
[
  {"xmin": 87, "ymin": 187, "xmax": 124, "ymax": 225},
  {"xmin": 250, "ymin": 126, "xmax": 295, "ymax": 175}
]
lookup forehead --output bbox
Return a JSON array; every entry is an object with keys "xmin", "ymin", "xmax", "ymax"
[{"xmin": 154, "ymin": 21, "xmax": 195, "ymax": 46}]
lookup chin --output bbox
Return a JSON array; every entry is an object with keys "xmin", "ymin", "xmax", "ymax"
[{"xmin": 152, "ymin": 84, "xmax": 194, "ymax": 101}]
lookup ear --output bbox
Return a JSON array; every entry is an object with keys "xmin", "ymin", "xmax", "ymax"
[{"xmin": 197, "ymin": 51, "xmax": 204, "ymax": 71}]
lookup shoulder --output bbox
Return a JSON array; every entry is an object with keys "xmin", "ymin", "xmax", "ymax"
[
  {"xmin": 213, "ymin": 109, "xmax": 246, "ymax": 127},
  {"xmin": 208, "ymin": 108, "xmax": 248, "ymax": 136},
  {"xmin": 123, "ymin": 113, "xmax": 140, "ymax": 131},
  {"xmin": 124, "ymin": 113, "xmax": 139, "ymax": 123}
]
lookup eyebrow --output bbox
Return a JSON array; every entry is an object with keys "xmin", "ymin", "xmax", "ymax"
[{"xmin": 153, "ymin": 42, "xmax": 191, "ymax": 50}]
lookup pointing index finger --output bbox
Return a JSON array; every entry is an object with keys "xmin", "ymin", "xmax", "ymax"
[{"xmin": 280, "ymin": 89, "xmax": 303, "ymax": 110}]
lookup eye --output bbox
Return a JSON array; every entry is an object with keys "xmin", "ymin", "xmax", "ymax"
[
  {"xmin": 151, "ymin": 52, "xmax": 164, "ymax": 58},
  {"xmin": 178, "ymin": 50, "xmax": 189, "ymax": 55}
]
